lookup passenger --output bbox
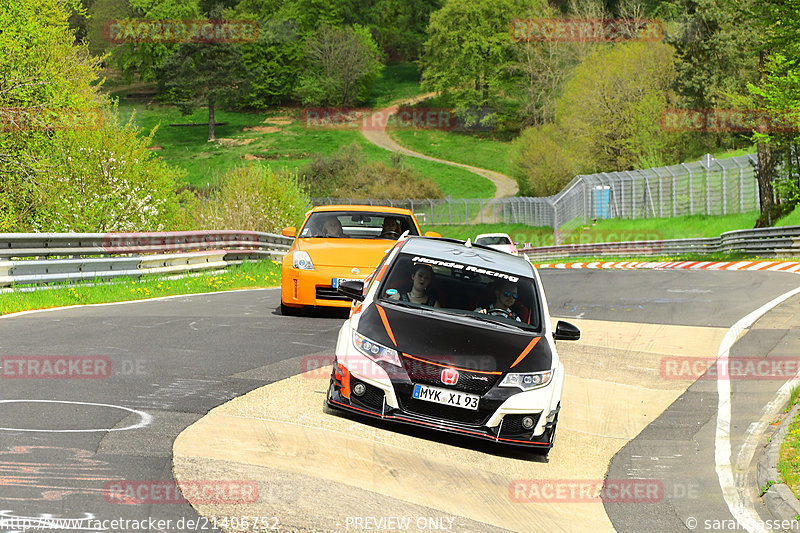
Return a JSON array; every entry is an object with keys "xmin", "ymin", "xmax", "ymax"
[
  {"xmin": 380, "ymin": 217, "xmax": 403, "ymax": 238},
  {"xmin": 388, "ymin": 263, "xmax": 440, "ymax": 307},
  {"xmin": 320, "ymin": 216, "xmax": 344, "ymax": 237},
  {"xmin": 475, "ymin": 281, "xmax": 521, "ymax": 321}
]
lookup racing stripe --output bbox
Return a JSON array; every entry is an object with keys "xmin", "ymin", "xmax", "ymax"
[
  {"xmin": 510, "ymin": 337, "xmax": 542, "ymax": 369},
  {"xmin": 375, "ymin": 305, "xmax": 397, "ymax": 347}
]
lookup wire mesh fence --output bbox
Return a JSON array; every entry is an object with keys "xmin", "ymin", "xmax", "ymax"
[{"xmin": 312, "ymin": 153, "xmax": 760, "ymax": 231}]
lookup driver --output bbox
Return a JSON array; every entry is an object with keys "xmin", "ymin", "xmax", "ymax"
[
  {"xmin": 380, "ymin": 217, "xmax": 403, "ymax": 238},
  {"xmin": 320, "ymin": 216, "xmax": 344, "ymax": 237},
  {"xmin": 475, "ymin": 281, "xmax": 521, "ymax": 321}
]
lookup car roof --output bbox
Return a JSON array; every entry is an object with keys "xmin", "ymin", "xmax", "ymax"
[
  {"xmin": 399, "ymin": 236, "xmax": 532, "ymax": 277},
  {"xmin": 307, "ymin": 205, "xmax": 414, "ymax": 216}
]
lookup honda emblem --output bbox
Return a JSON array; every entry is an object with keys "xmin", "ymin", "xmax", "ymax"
[{"xmin": 441, "ymin": 367, "xmax": 459, "ymax": 386}]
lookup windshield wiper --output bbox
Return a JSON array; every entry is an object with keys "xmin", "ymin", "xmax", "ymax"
[{"xmin": 459, "ymin": 312, "xmax": 528, "ymax": 330}]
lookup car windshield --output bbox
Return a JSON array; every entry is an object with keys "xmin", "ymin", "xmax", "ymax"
[
  {"xmin": 298, "ymin": 211, "xmax": 419, "ymax": 239},
  {"xmin": 476, "ymin": 236, "xmax": 511, "ymax": 245},
  {"xmin": 377, "ymin": 251, "xmax": 541, "ymax": 331}
]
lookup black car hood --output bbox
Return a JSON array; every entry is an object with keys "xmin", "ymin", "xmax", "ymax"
[{"xmin": 357, "ymin": 303, "xmax": 552, "ymax": 372}]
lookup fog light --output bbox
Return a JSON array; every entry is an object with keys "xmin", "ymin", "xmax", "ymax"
[
  {"xmin": 353, "ymin": 383, "xmax": 366, "ymax": 397},
  {"xmin": 521, "ymin": 416, "xmax": 535, "ymax": 430}
]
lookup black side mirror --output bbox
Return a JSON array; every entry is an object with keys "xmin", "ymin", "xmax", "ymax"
[
  {"xmin": 553, "ymin": 320, "xmax": 580, "ymax": 341},
  {"xmin": 337, "ymin": 280, "xmax": 365, "ymax": 301}
]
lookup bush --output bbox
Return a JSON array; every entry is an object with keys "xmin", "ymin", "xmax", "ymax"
[
  {"xmin": 196, "ymin": 165, "xmax": 310, "ymax": 232},
  {"xmin": 557, "ymin": 41, "xmax": 682, "ymax": 171},
  {"xmin": 509, "ymin": 124, "xmax": 585, "ymax": 197},
  {"xmin": 32, "ymin": 114, "xmax": 192, "ymax": 232},
  {"xmin": 300, "ymin": 143, "xmax": 443, "ymax": 199}
]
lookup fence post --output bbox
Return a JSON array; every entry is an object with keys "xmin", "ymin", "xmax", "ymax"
[
  {"xmin": 447, "ymin": 196, "xmax": 452, "ymax": 224},
  {"xmin": 720, "ymin": 161, "xmax": 727, "ymax": 215},
  {"xmin": 702, "ymin": 154, "xmax": 712, "ymax": 215},
  {"xmin": 737, "ymin": 160, "xmax": 745, "ymax": 212},
  {"xmin": 681, "ymin": 163, "xmax": 694, "ymax": 215},
  {"xmin": 479, "ymin": 199, "xmax": 483, "ymax": 224},
  {"xmin": 653, "ymin": 168, "xmax": 664, "ymax": 218},
  {"xmin": 429, "ymin": 199, "xmax": 434, "ymax": 224},
  {"xmin": 464, "ymin": 198, "xmax": 468, "ymax": 224},
  {"xmin": 748, "ymin": 153, "xmax": 760, "ymax": 211}
]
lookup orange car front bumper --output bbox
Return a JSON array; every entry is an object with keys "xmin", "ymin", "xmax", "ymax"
[{"xmin": 281, "ymin": 265, "xmax": 368, "ymax": 309}]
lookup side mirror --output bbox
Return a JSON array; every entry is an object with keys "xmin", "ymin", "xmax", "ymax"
[
  {"xmin": 553, "ymin": 320, "xmax": 580, "ymax": 341},
  {"xmin": 337, "ymin": 280, "xmax": 365, "ymax": 301},
  {"xmin": 424, "ymin": 231, "xmax": 441, "ymax": 238},
  {"xmin": 282, "ymin": 227, "xmax": 296, "ymax": 237}
]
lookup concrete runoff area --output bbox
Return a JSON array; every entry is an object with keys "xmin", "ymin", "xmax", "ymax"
[{"xmin": 173, "ymin": 319, "xmax": 728, "ymax": 532}]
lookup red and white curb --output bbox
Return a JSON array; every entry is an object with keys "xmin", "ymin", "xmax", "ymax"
[{"xmin": 533, "ymin": 260, "xmax": 800, "ymax": 273}]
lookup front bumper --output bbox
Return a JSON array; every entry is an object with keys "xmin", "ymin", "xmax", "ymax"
[
  {"xmin": 326, "ymin": 355, "xmax": 559, "ymax": 449},
  {"xmin": 281, "ymin": 265, "xmax": 367, "ymax": 309}
]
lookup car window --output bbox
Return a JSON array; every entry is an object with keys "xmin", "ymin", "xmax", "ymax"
[
  {"xmin": 476, "ymin": 236, "xmax": 511, "ymax": 245},
  {"xmin": 298, "ymin": 211, "xmax": 419, "ymax": 239},
  {"xmin": 377, "ymin": 251, "xmax": 541, "ymax": 331}
]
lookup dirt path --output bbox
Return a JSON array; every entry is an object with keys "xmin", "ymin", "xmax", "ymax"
[{"xmin": 360, "ymin": 93, "xmax": 519, "ymax": 199}]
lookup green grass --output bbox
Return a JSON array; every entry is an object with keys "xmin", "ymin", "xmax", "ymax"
[
  {"xmin": 424, "ymin": 223, "xmax": 553, "ymax": 245},
  {"xmin": 426, "ymin": 212, "xmax": 759, "ymax": 248},
  {"xmin": 390, "ymin": 129, "xmax": 514, "ymax": 178},
  {"xmin": 527, "ymin": 252, "xmax": 768, "ymax": 264},
  {"xmin": 708, "ymin": 144, "xmax": 756, "ymax": 160},
  {"xmin": 776, "ymin": 204, "xmax": 800, "ymax": 227},
  {"xmin": 114, "ymin": 100, "xmax": 494, "ymax": 197},
  {"xmin": 0, "ymin": 260, "xmax": 281, "ymax": 316},
  {"xmin": 366, "ymin": 63, "xmax": 426, "ymax": 108},
  {"xmin": 779, "ymin": 385, "xmax": 800, "ymax": 500},
  {"xmin": 570, "ymin": 212, "xmax": 760, "ymax": 242}
]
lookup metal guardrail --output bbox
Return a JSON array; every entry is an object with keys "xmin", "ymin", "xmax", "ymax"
[
  {"xmin": 521, "ymin": 226, "xmax": 800, "ymax": 260},
  {"xmin": 0, "ymin": 231, "xmax": 293, "ymax": 288}
]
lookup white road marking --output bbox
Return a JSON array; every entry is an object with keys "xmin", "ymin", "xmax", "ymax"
[
  {"xmin": 715, "ymin": 286, "xmax": 800, "ymax": 533},
  {"xmin": 0, "ymin": 288, "xmax": 279, "ymax": 321},
  {"xmin": 0, "ymin": 400, "xmax": 152, "ymax": 433}
]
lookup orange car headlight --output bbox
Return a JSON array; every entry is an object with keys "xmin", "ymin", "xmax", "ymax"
[{"xmin": 292, "ymin": 251, "xmax": 314, "ymax": 270}]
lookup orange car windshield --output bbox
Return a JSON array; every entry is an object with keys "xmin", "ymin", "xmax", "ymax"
[{"xmin": 298, "ymin": 212, "xmax": 419, "ymax": 239}]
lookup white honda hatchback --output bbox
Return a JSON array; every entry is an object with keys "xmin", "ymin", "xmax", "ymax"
[{"xmin": 326, "ymin": 236, "xmax": 580, "ymax": 455}]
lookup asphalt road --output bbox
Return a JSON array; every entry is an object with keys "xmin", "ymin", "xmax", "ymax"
[{"xmin": 0, "ymin": 270, "xmax": 798, "ymax": 532}]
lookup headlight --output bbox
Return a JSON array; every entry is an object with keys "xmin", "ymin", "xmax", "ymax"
[
  {"xmin": 352, "ymin": 331, "xmax": 401, "ymax": 367},
  {"xmin": 500, "ymin": 370, "xmax": 553, "ymax": 391},
  {"xmin": 292, "ymin": 251, "xmax": 314, "ymax": 270}
]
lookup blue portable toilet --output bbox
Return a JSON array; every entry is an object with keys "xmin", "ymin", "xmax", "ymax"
[{"xmin": 593, "ymin": 186, "xmax": 610, "ymax": 219}]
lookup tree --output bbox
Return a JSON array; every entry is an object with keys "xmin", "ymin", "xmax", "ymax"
[
  {"xmin": 557, "ymin": 41, "xmax": 680, "ymax": 171},
  {"xmin": 0, "ymin": 0, "xmax": 189, "ymax": 232},
  {"xmin": 158, "ymin": 41, "xmax": 251, "ymax": 141},
  {"xmin": 420, "ymin": 0, "xmax": 531, "ymax": 123},
  {"xmin": 659, "ymin": 0, "xmax": 759, "ymax": 111},
  {"xmin": 295, "ymin": 24, "xmax": 383, "ymax": 106},
  {"xmin": 0, "ymin": 0, "xmax": 101, "ymax": 229},
  {"xmin": 509, "ymin": 124, "xmax": 586, "ymax": 196},
  {"xmin": 743, "ymin": 0, "xmax": 800, "ymax": 225},
  {"xmin": 108, "ymin": 0, "xmax": 202, "ymax": 82}
]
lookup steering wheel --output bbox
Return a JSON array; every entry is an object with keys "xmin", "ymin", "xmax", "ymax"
[
  {"xmin": 486, "ymin": 307, "xmax": 512, "ymax": 318},
  {"xmin": 381, "ymin": 231, "xmax": 401, "ymax": 239}
]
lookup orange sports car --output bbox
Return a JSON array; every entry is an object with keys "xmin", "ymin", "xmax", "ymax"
[{"xmin": 280, "ymin": 205, "xmax": 436, "ymax": 314}]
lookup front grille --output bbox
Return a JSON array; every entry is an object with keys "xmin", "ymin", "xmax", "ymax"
[
  {"xmin": 402, "ymin": 355, "xmax": 499, "ymax": 395},
  {"xmin": 500, "ymin": 413, "xmax": 541, "ymax": 436},
  {"xmin": 350, "ymin": 378, "xmax": 384, "ymax": 411},
  {"xmin": 316, "ymin": 286, "xmax": 349, "ymax": 301},
  {"xmin": 401, "ymin": 397, "xmax": 488, "ymax": 425}
]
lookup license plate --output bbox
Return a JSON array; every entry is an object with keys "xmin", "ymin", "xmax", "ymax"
[
  {"xmin": 412, "ymin": 384, "xmax": 479, "ymax": 410},
  {"xmin": 332, "ymin": 278, "xmax": 360, "ymax": 288}
]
